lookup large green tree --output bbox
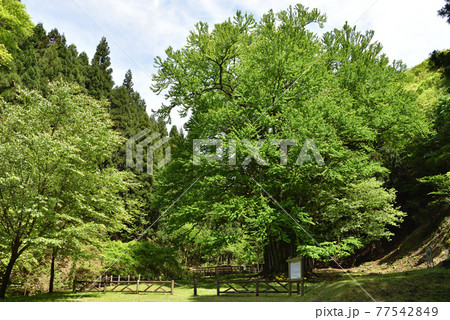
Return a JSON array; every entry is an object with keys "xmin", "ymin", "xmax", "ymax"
[
  {"xmin": 0, "ymin": 81, "xmax": 131, "ymax": 298},
  {"xmin": 151, "ymin": 5, "xmax": 424, "ymax": 273}
]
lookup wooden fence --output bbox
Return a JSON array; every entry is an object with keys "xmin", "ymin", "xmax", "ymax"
[
  {"xmin": 73, "ymin": 276, "xmax": 174, "ymax": 295},
  {"xmin": 192, "ymin": 264, "xmax": 263, "ymax": 277},
  {"xmin": 217, "ymin": 279, "xmax": 304, "ymax": 296}
]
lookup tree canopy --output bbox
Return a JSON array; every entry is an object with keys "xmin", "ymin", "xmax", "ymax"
[{"xmin": 151, "ymin": 5, "xmax": 425, "ymax": 273}]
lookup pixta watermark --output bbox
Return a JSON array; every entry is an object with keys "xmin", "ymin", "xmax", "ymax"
[
  {"xmin": 193, "ymin": 138, "xmax": 325, "ymax": 166},
  {"xmin": 126, "ymin": 131, "xmax": 324, "ymax": 174},
  {"xmin": 126, "ymin": 129, "xmax": 171, "ymax": 175}
]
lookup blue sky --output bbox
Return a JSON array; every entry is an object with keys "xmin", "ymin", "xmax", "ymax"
[{"xmin": 22, "ymin": 0, "xmax": 450, "ymax": 130}]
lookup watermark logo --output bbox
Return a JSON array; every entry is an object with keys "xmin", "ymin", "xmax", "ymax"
[
  {"xmin": 126, "ymin": 129, "xmax": 171, "ymax": 175},
  {"xmin": 193, "ymin": 139, "xmax": 324, "ymax": 166}
]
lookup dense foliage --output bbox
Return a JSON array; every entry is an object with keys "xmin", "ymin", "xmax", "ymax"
[{"xmin": 0, "ymin": 0, "xmax": 33, "ymax": 66}]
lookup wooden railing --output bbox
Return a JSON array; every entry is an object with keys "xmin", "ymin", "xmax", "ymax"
[
  {"xmin": 217, "ymin": 279, "xmax": 304, "ymax": 296},
  {"xmin": 192, "ymin": 264, "xmax": 263, "ymax": 277},
  {"xmin": 73, "ymin": 276, "xmax": 174, "ymax": 295}
]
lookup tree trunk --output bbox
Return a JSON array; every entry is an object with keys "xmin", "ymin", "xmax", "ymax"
[
  {"xmin": 48, "ymin": 248, "xmax": 58, "ymax": 294},
  {"xmin": 262, "ymin": 238, "xmax": 296, "ymax": 275},
  {"xmin": 0, "ymin": 249, "xmax": 20, "ymax": 299}
]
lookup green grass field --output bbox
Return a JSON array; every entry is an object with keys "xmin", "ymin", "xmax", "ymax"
[{"xmin": 2, "ymin": 267, "xmax": 449, "ymax": 302}]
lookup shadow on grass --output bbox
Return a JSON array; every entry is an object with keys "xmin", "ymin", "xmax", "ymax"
[
  {"xmin": 1, "ymin": 291, "xmax": 98, "ymax": 302},
  {"xmin": 309, "ymin": 267, "xmax": 450, "ymax": 302}
]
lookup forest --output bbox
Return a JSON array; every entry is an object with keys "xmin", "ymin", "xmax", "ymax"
[{"xmin": 0, "ymin": 1, "xmax": 448, "ymax": 301}]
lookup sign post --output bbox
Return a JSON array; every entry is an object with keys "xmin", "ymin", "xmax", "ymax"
[{"xmin": 287, "ymin": 257, "xmax": 304, "ymax": 296}]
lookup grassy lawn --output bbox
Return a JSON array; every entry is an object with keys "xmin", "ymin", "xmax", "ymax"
[{"xmin": 2, "ymin": 267, "xmax": 449, "ymax": 302}]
